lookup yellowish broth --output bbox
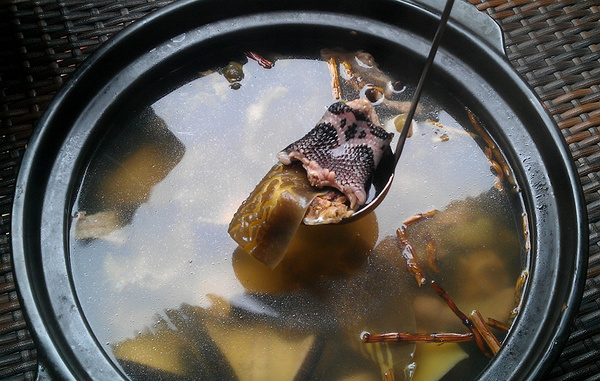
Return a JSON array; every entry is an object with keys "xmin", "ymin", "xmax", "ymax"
[{"xmin": 70, "ymin": 55, "xmax": 525, "ymax": 380}]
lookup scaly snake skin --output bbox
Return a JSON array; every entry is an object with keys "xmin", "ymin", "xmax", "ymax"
[{"xmin": 277, "ymin": 98, "xmax": 394, "ymax": 209}]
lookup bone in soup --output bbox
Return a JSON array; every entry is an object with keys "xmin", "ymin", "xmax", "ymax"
[{"xmin": 69, "ymin": 49, "xmax": 527, "ymax": 380}]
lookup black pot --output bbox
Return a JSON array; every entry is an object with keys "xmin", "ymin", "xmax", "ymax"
[{"xmin": 12, "ymin": 0, "xmax": 587, "ymax": 380}]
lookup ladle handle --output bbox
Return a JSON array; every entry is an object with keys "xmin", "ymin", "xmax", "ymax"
[{"xmin": 394, "ymin": 0, "xmax": 455, "ymax": 166}]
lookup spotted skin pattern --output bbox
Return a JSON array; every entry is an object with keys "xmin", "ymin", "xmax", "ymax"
[{"xmin": 278, "ymin": 99, "xmax": 394, "ymax": 209}]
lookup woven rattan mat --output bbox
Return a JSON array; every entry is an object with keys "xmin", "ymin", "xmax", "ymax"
[{"xmin": 1, "ymin": 0, "xmax": 598, "ymax": 380}]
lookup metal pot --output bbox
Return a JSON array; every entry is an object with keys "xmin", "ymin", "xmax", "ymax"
[{"xmin": 12, "ymin": 0, "xmax": 587, "ymax": 379}]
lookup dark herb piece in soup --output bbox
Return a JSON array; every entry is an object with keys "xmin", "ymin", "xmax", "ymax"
[{"xmin": 70, "ymin": 49, "xmax": 527, "ymax": 381}]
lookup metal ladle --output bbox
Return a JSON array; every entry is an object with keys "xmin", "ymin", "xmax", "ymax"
[{"xmin": 341, "ymin": 0, "xmax": 456, "ymax": 224}]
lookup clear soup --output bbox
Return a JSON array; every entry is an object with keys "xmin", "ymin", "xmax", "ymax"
[{"xmin": 70, "ymin": 50, "xmax": 527, "ymax": 381}]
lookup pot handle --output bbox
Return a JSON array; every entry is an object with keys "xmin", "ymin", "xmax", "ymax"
[{"xmin": 407, "ymin": 0, "xmax": 505, "ymax": 55}]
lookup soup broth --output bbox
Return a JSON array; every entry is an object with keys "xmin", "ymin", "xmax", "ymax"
[{"xmin": 70, "ymin": 50, "xmax": 526, "ymax": 380}]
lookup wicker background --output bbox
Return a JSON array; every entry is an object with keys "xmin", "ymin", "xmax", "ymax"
[{"xmin": 0, "ymin": 0, "xmax": 598, "ymax": 380}]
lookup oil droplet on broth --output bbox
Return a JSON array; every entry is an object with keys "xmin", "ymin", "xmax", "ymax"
[{"xmin": 69, "ymin": 53, "xmax": 526, "ymax": 380}]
